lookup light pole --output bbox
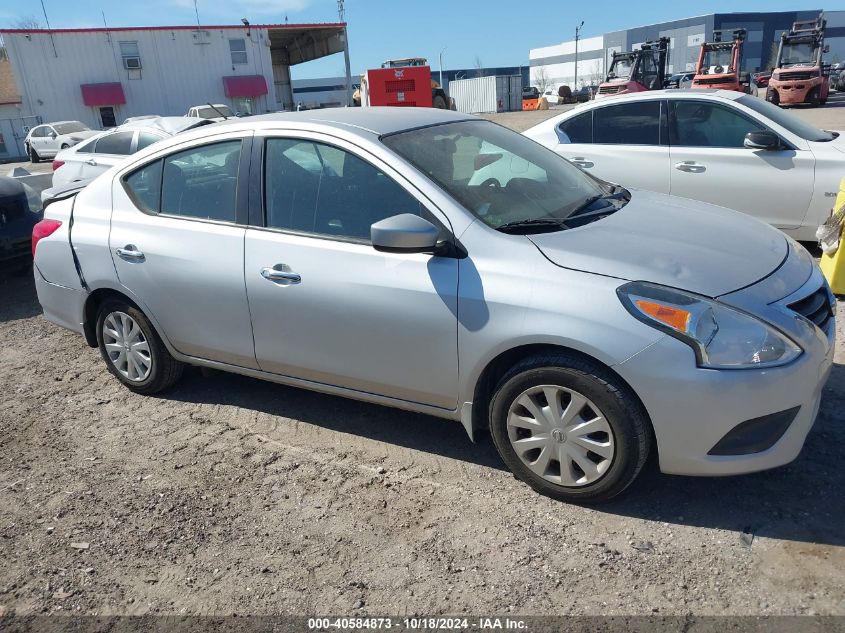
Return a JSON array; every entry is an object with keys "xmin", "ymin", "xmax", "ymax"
[
  {"xmin": 574, "ymin": 21, "xmax": 584, "ymax": 89},
  {"xmin": 439, "ymin": 47, "xmax": 446, "ymax": 88}
]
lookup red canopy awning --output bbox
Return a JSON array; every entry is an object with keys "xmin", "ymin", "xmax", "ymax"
[
  {"xmin": 223, "ymin": 75, "xmax": 268, "ymax": 98},
  {"xmin": 80, "ymin": 82, "xmax": 126, "ymax": 106}
]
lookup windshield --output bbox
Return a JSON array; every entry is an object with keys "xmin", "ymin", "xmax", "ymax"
[
  {"xmin": 702, "ymin": 48, "xmax": 734, "ymax": 71},
  {"xmin": 382, "ymin": 120, "xmax": 606, "ymax": 231},
  {"xmin": 608, "ymin": 57, "xmax": 633, "ymax": 79},
  {"xmin": 53, "ymin": 122, "xmax": 89, "ymax": 134},
  {"xmin": 197, "ymin": 106, "xmax": 233, "ymax": 118},
  {"xmin": 737, "ymin": 95, "xmax": 833, "ymax": 141},
  {"xmin": 780, "ymin": 42, "xmax": 816, "ymax": 66}
]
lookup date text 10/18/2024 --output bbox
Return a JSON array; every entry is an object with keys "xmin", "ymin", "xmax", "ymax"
[{"xmin": 308, "ymin": 617, "xmax": 529, "ymax": 630}]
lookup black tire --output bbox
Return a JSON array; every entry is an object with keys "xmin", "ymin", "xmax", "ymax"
[
  {"xmin": 489, "ymin": 353, "xmax": 651, "ymax": 503},
  {"xmin": 96, "ymin": 299, "xmax": 184, "ymax": 394},
  {"xmin": 767, "ymin": 88, "xmax": 779, "ymax": 106},
  {"xmin": 433, "ymin": 94, "xmax": 448, "ymax": 109},
  {"xmin": 808, "ymin": 87, "xmax": 821, "ymax": 107},
  {"xmin": 28, "ymin": 144, "xmax": 40, "ymax": 163},
  {"xmin": 60, "ymin": 143, "xmax": 69, "ymax": 150}
]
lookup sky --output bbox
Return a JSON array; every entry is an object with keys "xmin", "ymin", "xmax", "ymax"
[{"xmin": 0, "ymin": 0, "xmax": 832, "ymax": 79}]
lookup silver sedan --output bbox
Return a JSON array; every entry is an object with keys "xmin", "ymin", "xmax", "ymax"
[{"xmin": 32, "ymin": 108, "xmax": 834, "ymax": 502}]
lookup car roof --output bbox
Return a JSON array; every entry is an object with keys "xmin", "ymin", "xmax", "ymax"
[
  {"xmin": 604, "ymin": 89, "xmax": 743, "ymax": 101},
  {"xmin": 212, "ymin": 107, "xmax": 476, "ymax": 137},
  {"xmin": 45, "ymin": 120, "xmax": 86, "ymax": 126},
  {"xmin": 118, "ymin": 116, "xmax": 213, "ymax": 136}
]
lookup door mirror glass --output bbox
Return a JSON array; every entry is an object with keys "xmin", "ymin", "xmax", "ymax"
[
  {"xmin": 744, "ymin": 130, "xmax": 781, "ymax": 150},
  {"xmin": 49, "ymin": 131, "xmax": 57, "ymax": 139},
  {"xmin": 371, "ymin": 213, "xmax": 439, "ymax": 253}
]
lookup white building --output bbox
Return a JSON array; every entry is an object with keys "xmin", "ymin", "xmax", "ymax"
[{"xmin": 0, "ymin": 22, "xmax": 351, "ymax": 160}]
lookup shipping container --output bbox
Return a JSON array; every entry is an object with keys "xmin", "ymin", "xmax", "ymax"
[{"xmin": 448, "ymin": 75, "xmax": 522, "ymax": 114}]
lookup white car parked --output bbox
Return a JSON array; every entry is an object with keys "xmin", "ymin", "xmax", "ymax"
[
  {"xmin": 24, "ymin": 121, "xmax": 98, "ymax": 162},
  {"xmin": 523, "ymin": 89, "xmax": 845, "ymax": 241},
  {"xmin": 186, "ymin": 104, "xmax": 234, "ymax": 121},
  {"xmin": 51, "ymin": 117, "xmax": 213, "ymax": 189}
]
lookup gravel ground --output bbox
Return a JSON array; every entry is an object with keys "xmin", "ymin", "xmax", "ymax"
[{"xmin": 2, "ymin": 102, "xmax": 845, "ymax": 618}]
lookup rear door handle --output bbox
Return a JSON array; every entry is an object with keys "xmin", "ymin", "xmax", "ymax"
[
  {"xmin": 116, "ymin": 245, "xmax": 145, "ymax": 262},
  {"xmin": 674, "ymin": 161, "xmax": 706, "ymax": 173},
  {"xmin": 568, "ymin": 157, "xmax": 595, "ymax": 168},
  {"xmin": 261, "ymin": 266, "xmax": 301, "ymax": 285}
]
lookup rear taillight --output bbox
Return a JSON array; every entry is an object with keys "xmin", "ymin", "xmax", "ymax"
[
  {"xmin": 52, "ymin": 159, "xmax": 64, "ymax": 171},
  {"xmin": 32, "ymin": 219, "xmax": 62, "ymax": 257}
]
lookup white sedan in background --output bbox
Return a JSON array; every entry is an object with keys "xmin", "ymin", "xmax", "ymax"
[
  {"xmin": 24, "ymin": 121, "xmax": 98, "ymax": 162},
  {"xmin": 523, "ymin": 89, "xmax": 845, "ymax": 242},
  {"xmin": 51, "ymin": 117, "xmax": 213, "ymax": 188}
]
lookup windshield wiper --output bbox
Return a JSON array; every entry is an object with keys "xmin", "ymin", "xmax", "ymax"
[{"xmin": 497, "ymin": 218, "xmax": 569, "ymax": 234}]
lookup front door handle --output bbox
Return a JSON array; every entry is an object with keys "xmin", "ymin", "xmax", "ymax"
[
  {"xmin": 261, "ymin": 266, "xmax": 301, "ymax": 285},
  {"xmin": 85, "ymin": 158, "xmax": 98, "ymax": 166},
  {"xmin": 116, "ymin": 245, "xmax": 145, "ymax": 262},
  {"xmin": 568, "ymin": 157, "xmax": 595, "ymax": 168},
  {"xmin": 674, "ymin": 161, "xmax": 706, "ymax": 173}
]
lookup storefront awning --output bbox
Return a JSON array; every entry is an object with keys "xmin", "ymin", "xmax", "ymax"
[
  {"xmin": 223, "ymin": 75, "xmax": 268, "ymax": 98},
  {"xmin": 80, "ymin": 82, "xmax": 126, "ymax": 106}
]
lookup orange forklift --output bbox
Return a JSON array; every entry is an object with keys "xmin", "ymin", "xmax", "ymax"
[
  {"xmin": 767, "ymin": 14, "xmax": 830, "ymax": 106},
  {"xmin": 596, "ymin": 38, "xmax": 670, "ymax": 99},
  {"xmin": 691, "ymin": 29, "xmax": 750, "ymax": 92}
]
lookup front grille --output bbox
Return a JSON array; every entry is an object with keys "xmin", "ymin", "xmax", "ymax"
[
  {"xmin": 598, "ymin": 85, "xmax": 621, "ymax": 95},
  {"xmin": 779, "ymin": 71, "xmax": 813, "ymax": 81},
  {"xmin": 385, "ymin": 79, "xmax": 415, "ymax": 93},
  {"xmin": 788, "ymin": 285, "xmax": 834, "ymax": 333},
  {"xmin": 696, "ymin": 75, "xmax": 735, "ymax": 85}
]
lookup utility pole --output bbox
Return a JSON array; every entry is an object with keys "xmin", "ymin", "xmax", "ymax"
[
  {"xmin": 338, "ymin": 0, "xmax": 352, "ymax": 106},
  {"xmin": 439, "ymin": 47, "xmax": 446, "ymax": 88},
  {"xmin": 574, "ymin": 21, "xmax": 584, "ymax": 88}
]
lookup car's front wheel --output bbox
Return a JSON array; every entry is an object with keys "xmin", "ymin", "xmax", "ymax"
[
  {"xmin": 96, "ymin": 299, "xmax": 184, "ymax": 394},
  {"xmin": 490, "ymin": 353, "xmax": 651, "ymax": 503}
]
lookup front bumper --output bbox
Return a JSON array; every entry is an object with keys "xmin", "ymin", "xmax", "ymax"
[
  {"xmin": 614, "ymin": 264, "xmax": 834, "ymax": 476},
  {"xmin": 769, "ymin": 79, "xmax": 820, "ymax": 104}
]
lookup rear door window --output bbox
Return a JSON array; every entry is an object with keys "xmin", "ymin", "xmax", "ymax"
[
  {"xmin": 557, "ymin": 111, "xmax": 592, "ymax": 143},
  {"xmin": 94, "ymin": 132, "xmax": 135, "ymax": 155},
  {"xmin": 593, "ymin": 101, "xmax": 661, "ymax": 145},
  {"xmin": 161, "ymin": 140, "xmax": 242, "ymax": 221}
]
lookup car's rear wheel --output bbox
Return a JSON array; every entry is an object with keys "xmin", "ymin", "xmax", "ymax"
[
  {"xmin": 28, "ymin": 144, "xmax": 40, "ymax": 163},
  {"xmin": 60, "ymin": 143, "xmax": 69, "ymax": 150},
  {"xmin": 96, "ymin": 299, "xmax": 183, "ymax": 394},
  {"xmin": 489, "ymin": 353, "xmax": 651, "ymax": 503}
]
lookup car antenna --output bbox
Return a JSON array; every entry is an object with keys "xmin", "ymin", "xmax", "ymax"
[{"xmin": 207, "ymin": 102, "xmax": 229, "ymax": 119}]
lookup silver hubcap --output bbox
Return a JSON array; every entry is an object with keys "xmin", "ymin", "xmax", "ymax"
[
  {"xmin": 102, "ymin": 311, "xmax": 152, "ymax": 382},
  {"xmin": 507, "ymin": 385, "xmax": 614, "ymax": 487}
]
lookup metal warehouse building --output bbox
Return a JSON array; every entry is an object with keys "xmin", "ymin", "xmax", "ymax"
[
  {"xmin": 530, "ymin": 9, "xmax": 845, "ymax": 92},
  {"xmin": 0, "ymin": 22, "xmax": 352, "ymax": 160}
]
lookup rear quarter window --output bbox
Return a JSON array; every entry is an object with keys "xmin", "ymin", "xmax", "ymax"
[{"xmin": 558, "ymin": 111, "xmax": 592, "ymax": 143}]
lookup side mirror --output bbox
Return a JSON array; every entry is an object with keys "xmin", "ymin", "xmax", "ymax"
[
  {"xmin": 371, "ymin": 213, "xmax": 439, "ymax": 254},
  {"xmin": 50, "ymin": 132, "xmax": 57, "ymax": 139},
  {"xmin": 744, "ymin": 130, "xmax": 781, "ymax": 151}
]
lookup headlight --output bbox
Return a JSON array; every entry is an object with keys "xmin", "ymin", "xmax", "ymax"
[
  {"xmin": 618, "ymin": 282, "xmax": 802, "ymax": 369},
  {"xmin": 772, "ymin": 72, "xmax": 780, "ymax": 81}
]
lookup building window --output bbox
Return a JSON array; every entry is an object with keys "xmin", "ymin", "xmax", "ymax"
[
  {"xmin": 229, "ymin": 39, "xmax": 247, "ymax": 65},
  {"xmin": 119, "ymin": 41, "xmax": 141, "ymax": 70}
]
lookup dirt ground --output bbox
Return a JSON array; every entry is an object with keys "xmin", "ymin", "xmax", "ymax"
[{"xmin": 2, "ymin": 104, "xmax": 845, "ymax": 619}]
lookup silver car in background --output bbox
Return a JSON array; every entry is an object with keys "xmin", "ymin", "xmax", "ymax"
[{"xmin": 32, "ymin": 108, "xmax": 834, "ymax": 502}]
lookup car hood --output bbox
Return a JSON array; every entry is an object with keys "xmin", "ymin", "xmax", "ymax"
[
  {"xmin": 527, "ymin": 190, "xmax": 787, "ymax": 298},
  {"xmin": 61, "ymin": 130, "xmax": 98, "ymax": 142}
]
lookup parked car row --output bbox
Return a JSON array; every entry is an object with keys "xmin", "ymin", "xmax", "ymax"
[
  {"xmin": 49, "ymin": 116, "xmax": 213, "ymax": 190},
  {"xmin": 31, "ymin": 107, "xmax": 835, "ymax": 503}
]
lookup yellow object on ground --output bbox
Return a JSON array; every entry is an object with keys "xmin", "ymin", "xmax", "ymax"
[{"xmin": 819, "ymin": 177, "xmax": 845, "ymax": 294}]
